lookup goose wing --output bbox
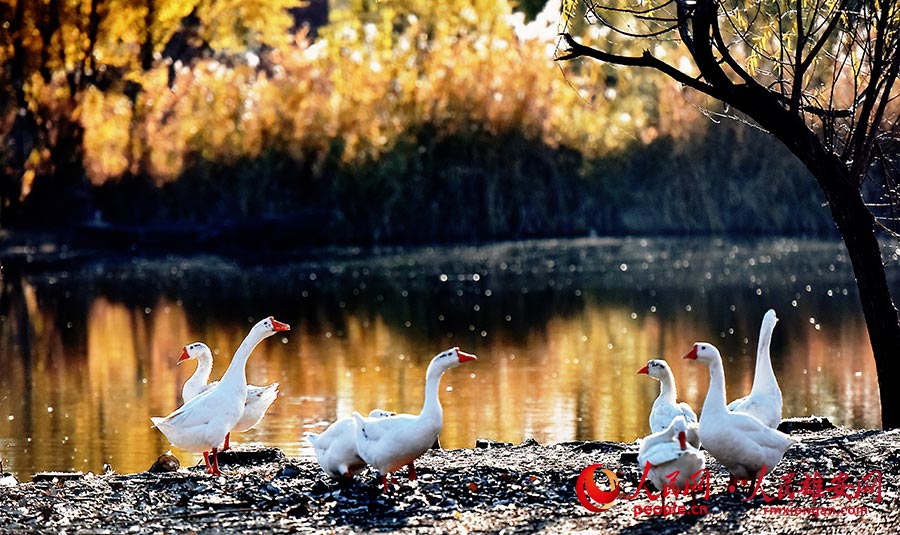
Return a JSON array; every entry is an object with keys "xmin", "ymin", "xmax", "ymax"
[{"xmin": 650, "ymin": 401, "xmax": 695, "ymax": 433}]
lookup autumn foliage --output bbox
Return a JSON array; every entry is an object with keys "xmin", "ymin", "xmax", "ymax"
[{"xmin": 0, "ymin": 0, "xmax": 826, "ymax": 241}]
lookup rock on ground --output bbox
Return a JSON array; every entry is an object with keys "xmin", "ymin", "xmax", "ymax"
[{"xmin": 0, "ymin": 424, "xmax": 898, "ymax": 534}]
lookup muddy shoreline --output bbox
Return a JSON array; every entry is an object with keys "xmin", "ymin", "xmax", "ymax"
[{"xmin": 0, "ymin": 420, "xmax": 897, "ymax": 534}]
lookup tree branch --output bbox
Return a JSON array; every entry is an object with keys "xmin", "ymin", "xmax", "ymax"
[
  {"xmin": 797, "ymin": 0, "xmax": 848, "ymax": 76},
  {"xmin": 586, "ymin": 0, "xmax": 677, "ymax": 16},
  {"xmin": 674, "ymin": 0, "xmax": 696, "ymax": 59},
  {"xmin": 555, "ymin": 33, "xmax": 722, "ymax": 99},
  {"xmin": 688, "ymin": 0, "xmax": 733, "ymax": 89},
  {"xmin": 583, "ymin": 6, "xmax": 678, "ymax": 39},
  {"xmin": 790, "ymin": 0, "xmax": 806, "ymax": 113},
  {"xmin": 848, "ymin": 3, "xmax": 890, "ymax": 178},
  {"xmin": 709, "ymin": 8, "xmax": 757, "ymax": 87},
  {"xmin": 861, "ymin": 47, "xmax": 900, "ymax": 181}
]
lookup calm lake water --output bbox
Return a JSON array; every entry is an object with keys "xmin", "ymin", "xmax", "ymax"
[{"xmin": 1, "ymin": 237, "xmax": 897, "ymax": 481}]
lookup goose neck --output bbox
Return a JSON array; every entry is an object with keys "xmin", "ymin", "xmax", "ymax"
[
  {"xmin": 192, "ymin": 356, "xmax": 213, "ymax": 382},
  {"xmin": 702, "ymin": 357, "xmax": 729, "ymax": 415},
  {"xmin": 751, "ymin": 323, "xmax": 777, "ymax": 393},
  {"xmin": 183, "ymin": 357, "xmax": 213, "ymax": 398},
  {"xmin": 657, "ymin": 371, "xmax": 677, "ymax": 404},
  {"xmin": 420, "ymin": 364, "xmax": 446, "ymax": 422},
  {"xmin": 219, "ymin": 328, "xmax": 267, "ymax": 387}
]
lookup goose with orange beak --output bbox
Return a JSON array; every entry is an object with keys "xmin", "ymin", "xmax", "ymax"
[
  {"xmin": 353, "ymin": 347, "xmax": 477, "ymax": 492},
  {"xmin": 682, "ymin": 342, "xmax": 796, "ymax": 494},
  {"xmin": 178, "ymin": 342, "xmax": 280, "ymax": 450},
  {"xmin": 637, "ymin": 415, "xmax": 705, "ymax": 507},
  {"xmin": 152, "ymin": 316, "xmax": 290, "ymax": 475},
  {"xmin": 637, "ymin": 359, "xmax": 699, "ymax": 448}
]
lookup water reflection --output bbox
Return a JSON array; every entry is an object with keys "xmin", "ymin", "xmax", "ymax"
[{"xmin": 0, "ymin": 237, "xmax": 892, "ymax": 480}]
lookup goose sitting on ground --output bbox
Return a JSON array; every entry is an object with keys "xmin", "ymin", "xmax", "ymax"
[
  {"xmin": 353, "ymin": 347, "xmax": 477, "ymax": 491},
  {"xmin": 151, "ymin": 316, "xmax": 290, "ymax": 475},
  {"xmin": 637, "ymin": 415, "xmax": 705, "ymax": 508},
  {"xmin": 683, "ymin": 342, "xmax": 796, "ymax": 494},
  {"xmin": 308, "ymin": 409, "xmax": 396, "ymax": 479},
  {"xmin": 179, "ymin": 342, "xmax": 280, "ymax": 450},
  {"xmin": 727, "ymin": 309, "xmax": 783, "ymax": 428},
  {"xmin": 638, "ymin": 359, "xmax": 700, "ymax": 448},
  {"xmin": 0, "ymin": 460, "xmax": 18, "ymax": 487}
]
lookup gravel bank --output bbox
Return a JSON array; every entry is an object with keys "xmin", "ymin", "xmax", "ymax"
[{"xmin": 0, "ymin": 420, "xmax": 897, "ymax": 534}]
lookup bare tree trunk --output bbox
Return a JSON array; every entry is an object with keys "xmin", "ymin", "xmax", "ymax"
[
  {"xmin": 818, "ymin": 165, "xmax": 900, "ymax": 429},
  {"xmin": 743, "ymin": 88, "xmax": 900, "ymax": 429}
]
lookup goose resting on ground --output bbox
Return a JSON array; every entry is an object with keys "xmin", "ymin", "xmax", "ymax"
[
  {"xmin": 637, "ymin": 415, "xmax": 705, "ymax": 508},
  {"xmin": 308, "ymin": 409, "xmax": 396, "ymax": 479}
]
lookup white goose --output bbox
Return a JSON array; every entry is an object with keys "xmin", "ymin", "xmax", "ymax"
[
  {"xmin": 151, "ymin": 316, "xmax": 290, "ymax": 475},
  {"xmin": 638, "ymin": 359, "xmax": 700, "ymax": 448},
  {"xmin": 308, "ymin": 409, "xmax": 396, "ymax": 479},
  {"xmin": 683, "ymin": 342, "xmax": 796, "ymax": 492},
  {"xmin": 179, "ymin": 342, "xmax": 280, "ymax": 450},
  {"xmin": 353, "ymin": 347, "xmax": 477, "ymax": 491},
  {"xmin": 637, "ymin": 415, "xmax": 705, "ymax": 506},
  {"xmin": 180, "ymin": 342, "xmax": 214, "ymax": 402},
  {"xmin": 727, "ymin": 309, "xmax": 783, "ymax": 428}
]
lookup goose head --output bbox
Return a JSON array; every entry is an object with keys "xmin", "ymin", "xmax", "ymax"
[
  {"xmin": 368, "ymin": 409, "xmax": 397, "ymax": 418},
  {"xmin": 427, "ymin": 347, "xmax": 477, "ymax": 375},
  {"xmin": 255, "ymin": 316, "xmax": 291, "ymax": 336},
  {"xmin": 178, "ymin": 342, "xmax": 212, "ymax": 365},
  {"xmin": 636, "ymin": 359, "xmax": 670, "ymax": 380},
  {"xmin": 248, "ymin": 316, "xmax": 291, "ymax": 340},
  {"xmin": 682, "ymin": 342, "xmax": 721, "ymax": 365}
]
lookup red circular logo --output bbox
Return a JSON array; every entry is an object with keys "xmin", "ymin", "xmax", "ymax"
[{"xmin": 576, "ymin": 464, "xmax": 620, "ymax": 512}]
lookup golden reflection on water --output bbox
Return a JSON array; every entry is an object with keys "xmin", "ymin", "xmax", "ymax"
[{"xmin": 0, "ymin": 279, "xmax": 881, "ymax": 481}]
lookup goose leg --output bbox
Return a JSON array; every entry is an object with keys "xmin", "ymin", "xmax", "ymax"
[
  {"xmin": 407, "ymin": 462, "xmax": 417, "ymax": 481},
  {"xmin": 381, "ymin": 475, "xmax": 390, "ymax": 493},
  {"xmin": 203, "ymin": 451, "xmax": 211, "ymax": 469},
  {"xmin": 208, "ymin": 448, "xmax": 221, "ymax": 476},
  {"xmin": 223, "ymin": 433, "xmax": 231, "ymax": 451}
]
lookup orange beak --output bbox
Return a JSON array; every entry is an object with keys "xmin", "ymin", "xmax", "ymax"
[
  {"xmin": 177, "ymin": 347, "xmax": 190, "ymax": 364},
  {"xmin": 678, "ymin": 431, "xmax": 687, "ymax": 451},
  {"xmin": 270, "ymin": 317, "xmax": 291, "ymax": 332},
  {"xmin": 637, "ymin": 365, "xmax": 649, "ymax": 375},
  {"xmin": 456, "ymin": 348, "xmax": 477, "ymax": 363},
  {"xmin": 682, "ymin": 346, "xmax": 698, "ymax": 360}
]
